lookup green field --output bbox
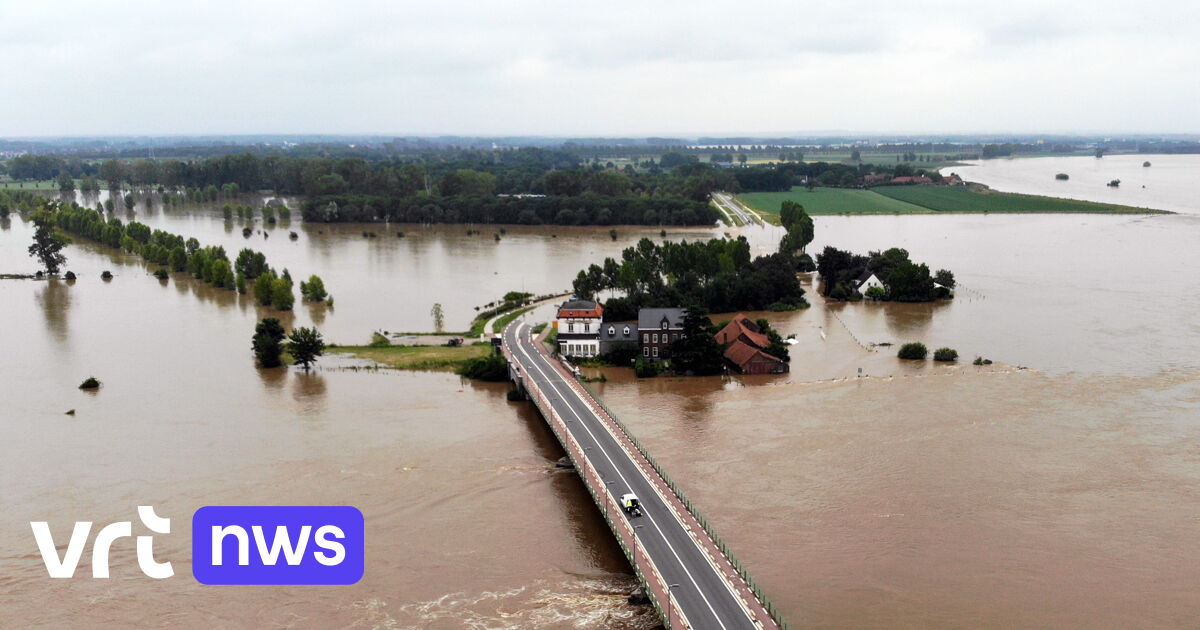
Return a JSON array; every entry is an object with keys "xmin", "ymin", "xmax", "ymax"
[
  {"xmin": 873, "ymin": 185, "xmax": 1166, "ymax": 214},
  {"xmin": 332, "ymin": 343, "xmax": 489, "ymax": 371},
  {"xmin": 738, "ymin": 186, "xmax": 1169, "ymax": 217},
  {"xmin": 738, "ymin": 187, "xmax": 932, "ymax": 216}
]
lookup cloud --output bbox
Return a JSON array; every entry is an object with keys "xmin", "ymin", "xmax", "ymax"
[{"xmin": 0, "ymin": 0, "xmax": 1196, "ymax": 135}]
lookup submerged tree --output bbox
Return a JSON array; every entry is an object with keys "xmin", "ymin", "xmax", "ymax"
[
  {"xmin": 28, "ymin": 211, "xmax": 69, "ymax": 274},
  {"xmin": 286, "ymin": 326, "xmax": 326, "ymax": 371},
  {"xmin": 431, "ymin": 303, "xmax": 445, "ymax": 332},
  {"xmin": 252, "ymin": 317, "xmax": 286, "ymax": 368}
]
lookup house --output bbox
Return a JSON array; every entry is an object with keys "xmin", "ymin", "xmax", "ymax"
[
  {"xmin": 638, "ymin": 307, "xmax": 686, "ymax": 361},
  {"xmin": 863, "ymin": 173, "xmax": 893, "ymax": 186},
  {"xmin": 599, "ymin": 321, "xmax": 639, "ymax": 355},
  {"xmin": 715, "ymin": 313, "xmax": 770, "ymax": 348},
  {"xmin": 556, "ymin": 298, "xmax": 603, "ymax": 357},
  {"xmin": 855, "ymin": 269, "xmax": 886, "ymax": 295},
  {"xmin": 891, "ymin": 176, "xmax": 933, "ymax": 185},
  {"xmin": 716, "ymin": 314, "xmax": 788, "ymax": 374}
]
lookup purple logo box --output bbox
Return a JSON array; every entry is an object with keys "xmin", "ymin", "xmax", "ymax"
[{"xmin": 192, "ymin": 506, "xmax": 364, "ymax": 585}]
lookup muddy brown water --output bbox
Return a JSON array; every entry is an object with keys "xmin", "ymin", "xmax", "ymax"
[{"xmin": 1, "ymin": 195, "xmax": 1199, "ymax": 628}]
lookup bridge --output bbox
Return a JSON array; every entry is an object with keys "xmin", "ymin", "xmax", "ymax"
[{"xmin": 502, "ymin": 321, "xmax": 788, "ymax": 630}]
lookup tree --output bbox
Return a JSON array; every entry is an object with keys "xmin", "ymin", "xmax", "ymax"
[
  {"xmin": 668, "ymin": 307, "xmax": 724, "ymax": 375},
  {"xmin": 850, "ymin": 149, "xmax": 861, "ymax": 162},
  {"xmin": 56, "ymin": 173, "xmax": 75, "ymax": 192},
  {"xmin": 98, "ymin": 159, "xmax": 127, "ymax": 189},
  {"xmin": 737, "ymin": 153, "xmax": 748, "ymax": 166},
  {"xmin": 300, "ymin": 274, "xmax": 327, "ymax": 301},
  {"xmin": 272, "ymin": 277, "xmax": 294, "ymax": 310},
  {"xmin": 933, "ymin": 347, "xmax": 959, "ymax": 362},
  {"xmin": 253, "ymin": 271, "xmax": 277, "ymax": 306},
  {"xmin": 431, "ymin": 303, "xmax": 445, "ymax": 332},
  {"xmin": 286, "ymin": 326, "xmax": 326, "ymax": 371},
  {"xmin": 28, "ymin": 211, "xmax": 69, "ymax": 274},
  {"xmin": 934, "ymin": 269, "xmax": 956, "ymax": 288},
  {"xmin": 252, "ymin": 317, "xmax": 285, "ymax": 368},
  {"xmin": 778, "ymin": 200, "xmax": 814, "ymax": 254}
]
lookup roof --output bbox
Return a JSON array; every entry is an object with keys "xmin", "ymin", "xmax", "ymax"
[
  {"xmin": 724, "ymin": 339, "xmax": 785, "ymax": 369},
  {"xmin": 638, "ymin": 308, "xmax": 686, "ymax": 330},
  {"xmin": 599, "ymin": 322, "xmax": 639, "ymax": 341},
  {"xmin": 558, "ymin": 298, "xmax": 603, "ymax": 319},
  {"xmin": 855, "ymin": 269, "xmax": 886, "ymax": 289},
  {"xmin": 715, "ymin": 314, "xmax": 770, "ymax": 349}
]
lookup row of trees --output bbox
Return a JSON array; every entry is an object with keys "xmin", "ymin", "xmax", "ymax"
[
  {"xmin": 47, "ymin": 201, "xmax": 329, "ymax": 306},
  {"xmin": 300, "ymin": 194, "xmax": 717, "ymax": 226},
  {"xmin": 252, "ymin": 318, "xmax": 325, "ymax": 370},
  {"xmin": 571, "ymin": 236, "xmax": 808, "ymax": 316},
  {"xmin": 815, "ymin": 246, "xmax": 954, "ymax": 302}
]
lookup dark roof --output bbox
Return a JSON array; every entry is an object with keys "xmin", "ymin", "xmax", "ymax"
[
  {"xmin": 599, "ymin": 322, "xmax": 639, "ymax": 341},
  {"xmin": 638, "ymin": 308, "xmax": 686, "ymax": 330},
  {"xmin": 561, "ymin": 298, "xmax": 599, "ymax": 310}
]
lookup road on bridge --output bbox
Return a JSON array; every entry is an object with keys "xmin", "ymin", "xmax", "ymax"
[
  {"xmin": 711, "ymin": 192, "xmax": 760, "ymax": 226},
  {"xmin": 504, "ymin": 321, "xmax": 763, "ymax": 630}
]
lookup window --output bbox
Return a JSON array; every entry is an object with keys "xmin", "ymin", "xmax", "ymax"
[
  {"xmin": 662, "ymin": 320, "xmax": 668, "ymax": 330},
  {"xmin": 623, "ymin": 326, "xmax": 630, "ymax": 335},
  {"xmin": 653, "ymin": 333, "xmax": 659, "ymax": 343},
  {"xmin": 652, "ymin": 347, "xmax": 659, "ymax": 357},
  {"xmin": 608, "ymin": 326, "xmax": 615, "ymax": 336},
  {"xmin": 643, "ymin": 347, "xmax": 649, "ymax": 357},
  {"xmin": 568, "ymin": 323, "xmax": 574, "ymax": 333},
  {"xmin": 643, "ymin": 333, "xmax": 649, "ymax": 343}
]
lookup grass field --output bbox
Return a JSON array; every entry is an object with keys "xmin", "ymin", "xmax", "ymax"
[
  {"xmin": 332, "ymin": 343, "xmax": 490, "ymax": 371},
  {"xmin": 873, "ymin": 185, "xmax": 1168, "ymax": 214},
  {"xmin": 739, "ymin": 187, "xmax": 931, "ymax": 216},
  {"xmin": 0, "ymin": 180, "xmax": 62, "ymax": 190},
  {"xmin": 738, "ymin": 186, "xmax": 1169, "ymax": 217}
]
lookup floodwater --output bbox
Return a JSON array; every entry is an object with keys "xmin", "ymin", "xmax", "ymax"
[
  {"xmin": 1, "ymin": 190, "xmax": 1199, "ymax": 628},
  {"xmin": 946, "ymin": 153, "xmax": 1200, "ymax": 215}
]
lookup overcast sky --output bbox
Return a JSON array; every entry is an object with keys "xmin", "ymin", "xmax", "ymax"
[{"xmin": 2, "ymin": 0, "xmax": 1197, "ymax": 137}]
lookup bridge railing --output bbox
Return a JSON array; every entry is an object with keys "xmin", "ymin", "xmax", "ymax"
[
  {"xmin": 578, "ymin": 379, "xmax": 791, "ymax": 630},
  {"xmin": 503, "ymin": 344, "xmax": 692, "ymax": 629}
]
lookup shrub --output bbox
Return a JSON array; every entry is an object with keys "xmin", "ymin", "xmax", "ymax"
[
  {"xmin": 79, "ymin": 376, "xmax": 100, "ymax": 389},
  {"xmin": 933, "ymin": 347, "xmax": 959, "ymax": 362},
  {"xmin": 457, "ymin": 354, "xmax": 509, "ymax": 381},
  {"xmin": 64, "ymin": 271, "xmax": 76, "ymax": 280},
  {"xmin": 300, "ymin": 274, "xmax": 327, "ymax": 301},
  {"xmin": 864, "ymin": 286, "xmax": 887, "ymax": 300},
  {"xmin": 973, "ymin": 356, "xmax": 993, "ymax": 366},
  {"xmin": 897, "ymin": 342, "xmax": 928, "ymax": 360},
  {"xmin": 369, "ymin": 332, "xmax": 390, "ymax": 347},
  {"xmin": 633, "ymin": 355, "xmax": 660, "ymax": 378},
  {"xmin": 153, "ymin": 268, "xmax": 169, "ymax": 280},
  {"xmin": 101, "ymin": 270, "xmax": 113, "ymax": 280}
]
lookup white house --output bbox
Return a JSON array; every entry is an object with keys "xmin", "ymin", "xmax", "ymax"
[
  {"xmin": 856, "ymin": 269, "xmax": 886, "ymax": 296},
  {"xmin": 556, "ymin": 298, "xmax": 604, "ymax": 357}
]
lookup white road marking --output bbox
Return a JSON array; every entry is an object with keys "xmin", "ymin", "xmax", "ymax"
[{"xmin": 510, "ymin": 322, "xmax": 753, "ymax": 629}]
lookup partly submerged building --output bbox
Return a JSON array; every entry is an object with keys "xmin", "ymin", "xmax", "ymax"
[
  {"xmin": 716, "ymin": 314, "xmax": 788, "ymax": 374},
  {"xmin": 556, "ymin": 298, "xmax": 603, "ymax": 357},
  {"xmin": 638, "ymin": 307, "xmax": 686, "ymax": 361}
]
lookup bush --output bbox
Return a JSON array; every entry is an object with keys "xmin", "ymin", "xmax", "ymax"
[
  {"xmin": 300, "ymin": 274, "xmax": 327, "ymax": 301},
  {"xmin": 64, "ymin": 271, "xmax": 76, "ymax": 280},
  {"xmin": 973, "ymin": 356, "xmax": 993, "ymax": 366},
  {"xmin": 369, "ymin": 332, "xmax": 390, "ymax": 347},
  {"xmin": 933, "ymin": 347, "xmax": 958, "ymax": 362},
  {"xmin": 457, "ymin": 354, "xmax": 509, "ymax": 381},
  {"xmin": 153, "ymin": 268, "xmax": 169, "ymax": 280},
  {"xmin": 897, "ymin": 342, "xmax": 928, "ymax": 360},
  {"xmin": 101, "ymin": 270, "xmax": 113, "ymax": 280},
  {"xmin": 633, "ymin": 355, "xmax": 660, "ymax": 378},
  {"xmin": 79, "ymin": 376, "xmax": 100, "ymax": 389}
]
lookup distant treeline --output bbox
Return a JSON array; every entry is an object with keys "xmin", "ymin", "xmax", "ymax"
[{"xmin": 299, "ymin": 194, "xmax": 718, "ymax": 226}]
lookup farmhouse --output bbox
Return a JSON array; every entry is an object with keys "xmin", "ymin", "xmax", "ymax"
[
  {"xmin": 556, "ymin": 298, "xmax": 603, "ymax": 357},
  {"xmin": 638, "ymin": 307, "xmax": 685, "ymax": 361},
  {"xmin": 855, "ymin": 269, "xmax": 886, "ymax": 295},
  {"xmin": 716, "ymin": 314, "xmax": 788, "ymax": 374}
]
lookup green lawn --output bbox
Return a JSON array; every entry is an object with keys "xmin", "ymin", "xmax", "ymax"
[
  {"xmin": 874, "ymin": 185, "xmax": 1169, "ymax": 214},
  {"xmin": 738, "ymin": 187, "xmax": 930, "ymax": 216},
  {"xmin": 0, "ymin": 180, "xmax": 63, "ymax": 190},
  {"xmin": 332, "ymin": 343, "xmax": 490, "ymax": 371}
]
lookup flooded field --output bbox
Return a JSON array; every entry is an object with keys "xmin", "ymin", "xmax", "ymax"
[{"xmin": 2, "ymin": 195, "xmax": 1199, "ymax": 628}]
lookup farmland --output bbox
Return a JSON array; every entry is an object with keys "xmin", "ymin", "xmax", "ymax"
[
  {"xmin": 737, "ymin": 185, "xmax": 1169, "ymax": 218},
  {"xmin": 874, "ymin": 185, "xmax": 1169, "ymax": 214}
]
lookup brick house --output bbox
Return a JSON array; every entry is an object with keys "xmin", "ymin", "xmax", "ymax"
[{"xmin": 637, "ymin": 307, "xmax": 686, "ymax": 362}]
